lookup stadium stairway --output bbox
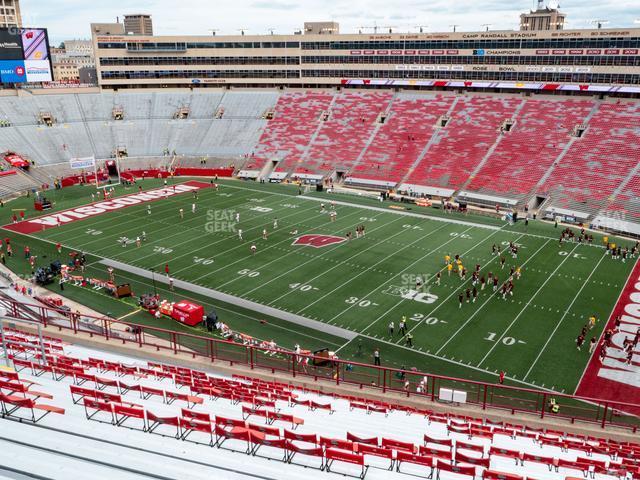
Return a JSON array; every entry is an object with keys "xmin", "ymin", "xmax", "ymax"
[
  {"xmin": 251, "ymin": 90, "xmax": 335, "ymax": 174},
  {"xmin": 355, "ymin": 93, "xmax": 456, "ymax": 184},
  {"xmin": 465, "ymin": 98, "xmax": 595, "ymax": 198},
  {"xmin": 302, "ymin": 90, "xmax": 394, "ymax": 175},
  {"xmin": 405, "ymin": 96, "xmax": 523, "ymax": 190},
  {"xmin": 286, "ymin": 92, "xmax": 340, "ymax": 176},
  {"xmin": 1, "ymin": 327, "xmax": 639, "ymax": 480},
  {"xmin": 2, "ymin": 91, "xmax": 640, "ymax": 228},
  {"xmin": 457, "ymin": 99, "xmax": 528, "ymax": 195},
  {"xmin": 540, "ymin": 101, "xmax": 640, "ymax": 216},
  {"xmin": 397, "ymin": 95, "xmax": 461, "ymax": 186}
]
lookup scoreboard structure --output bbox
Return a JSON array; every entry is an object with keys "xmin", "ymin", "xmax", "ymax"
[{"xmin": 0, "ymin": 28, "xmax": 53, "ymax": 83}]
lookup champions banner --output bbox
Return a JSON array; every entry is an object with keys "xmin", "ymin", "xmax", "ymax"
[{"xmin": 2, "ymin": 181, "xmax": 212, "ymax": 235}]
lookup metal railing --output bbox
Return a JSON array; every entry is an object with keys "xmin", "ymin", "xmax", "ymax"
[{"xmin": 1, "ymin": 297, "xmax": 638, "ymax": 432}]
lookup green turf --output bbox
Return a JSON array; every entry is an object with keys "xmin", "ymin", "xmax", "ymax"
[{"xmin": 3, "ymin": 178, "xmax": 636, "ymax": 396}]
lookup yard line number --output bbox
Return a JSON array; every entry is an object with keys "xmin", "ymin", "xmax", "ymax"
[
  {"xmin": 250, "ymin": 206, "xmax": 273, "ymax": 213},
  {"xmin": 193, "ymin": 256, "xmax": 214, "ymax": 265},
  {"xmin": 238, "ymin": 269, "xmax": 260, "ymax": 278},
  {"xmin": 289, "ymin": 283, "xmax": 319, "ymax": 292},
  {"xmin": 484, "ymin": 332, "xmax": 526, "ymax": 346},
  {"xmin": 345, "ymin": 296, "xmax": 379, "ymax": 308},
  {"xmin": 409, "ymin": 313, "xmax": 446, "ymax": 325}
]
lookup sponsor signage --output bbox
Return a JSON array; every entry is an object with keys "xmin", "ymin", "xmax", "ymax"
[
  {"xmin": 69, "ymin": 157, "xmax": 96, "ymax": 170},
  {"xmin": 0, "ymin": 29, "xmax": 23, "ymax": 60},
  {"xmin": 0, "ymin": 28, "xmax": 52, "ymax": 82},
  {"xmin": 24, "ymin": 60, "xmax": 51, "ymax": 82},
  {"xmin": 0, "ymin": 60, "xmax": 25, "ymax": 82}
]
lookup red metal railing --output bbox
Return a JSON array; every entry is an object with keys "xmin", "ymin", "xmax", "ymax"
[{"xmin": 2, "ymin": 297, "xmax": 639, "ymax": 432}]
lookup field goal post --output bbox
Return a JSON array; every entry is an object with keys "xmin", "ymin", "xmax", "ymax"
[{"xmin": 69, "ymin": 156, "xmax": 121, "ymax": 190}]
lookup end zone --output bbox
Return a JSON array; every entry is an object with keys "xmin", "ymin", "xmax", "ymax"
[
  {"xmin": 575, "ymin": 257, "xmax": 640, "ymax": 415},
  {"xmin": 2, "ymin": 180, "xmax": 213, "ymax": 235}
]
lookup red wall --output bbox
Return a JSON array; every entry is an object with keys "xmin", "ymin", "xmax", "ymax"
[{"xmin": 61, "ymin": 167, "xmax": 234, "ymax": 187}]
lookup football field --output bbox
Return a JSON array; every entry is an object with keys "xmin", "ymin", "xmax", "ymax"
[{"xmin": 5, "ymin": 179, "xmax": 636, "ymax": 395}]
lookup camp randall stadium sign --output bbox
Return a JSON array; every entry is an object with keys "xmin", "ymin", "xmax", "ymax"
[{"xmin": 576, "ymin": 258, "xmax": 640, "ymax": 415}]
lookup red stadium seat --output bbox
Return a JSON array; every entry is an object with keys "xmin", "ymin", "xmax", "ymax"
[{"xmin": 325, "ymin": 448, "xmax": 367, "ymax": 479}]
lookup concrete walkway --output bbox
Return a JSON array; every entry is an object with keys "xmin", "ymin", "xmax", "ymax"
[{"xmin": 99, "ymin": 259, "xmax": 358, "ymax": 341}]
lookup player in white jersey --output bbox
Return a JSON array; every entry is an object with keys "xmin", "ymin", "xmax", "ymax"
[
  {"xmin": 179, "ymin": 208, "xmax": 184, "ymax": 219},
  {"xmin": 238, "ymin": 229, "xmax": 243, "ymax": 241},
  {"xmin": 147, "ymin": 205, "xmax": 151, "ymax": 215},
  {"xmin": 136, "ymin": 236, "xmax": 141, "ymax": 247},
  {"xmin": 235, "ymin": 212, "xmax": 240, "ymax": 223},
  {"xmin": 273, "ymin": 218, "xmax": 278, "ymax": 229},
  {"xmin": 262, "ymin": 229, "xmax": 268, "ymax": 240},
  {"xmin": 250, "ymin": 244, "xmax": 257, "ymax": 254},
  {"xmin": 192, "ymin": 203, "xmax": 196, "ymax": 213}
]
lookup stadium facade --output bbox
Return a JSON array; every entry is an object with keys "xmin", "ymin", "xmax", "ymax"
[{"xmin": 91, "ymin": 23, "xmax": 640, "ymax": 93}]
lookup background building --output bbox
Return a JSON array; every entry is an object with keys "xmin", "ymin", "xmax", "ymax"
[
  {"xmin": 0, "ymin": 0, "xmax": 21, "ymax": 28},
  {"xmin": 123, "ymin": 14, "xmax": 153, "ymax": 36},
  {"xmin": 304, "ymin": 22, "xmax": 339, "ymax": 35},
  {"xmin": 91, "ymin": 20, "xmax": 640, "ymax": 92},
  {"xmin": 52, "ymin": 39, "xmax": 95, "ymax": 82},
  {"xmin": 520, "ymin": 1, "xmax": 566, "ymax": 31}
]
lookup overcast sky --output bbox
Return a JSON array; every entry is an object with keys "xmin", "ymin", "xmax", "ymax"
[{"xmin": 21, "ymin": 0, "xmax": 640, "ymax": 45}]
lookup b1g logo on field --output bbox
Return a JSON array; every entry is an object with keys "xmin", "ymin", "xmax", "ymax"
[
  {"xmin": 292, "ymin": 234, "xmax": 346, "ymax": 248},
  {"xmin": 382, "ymin": 285, "xmax": 439, "ymax": 304}
]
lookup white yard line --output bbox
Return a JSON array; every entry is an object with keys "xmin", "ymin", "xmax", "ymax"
[
  {"xmin": 475, "ymin": 243, "xmax": 581, "ymax": 368},
  {"xmin": 206, "ymin": 207, "xmax": 386, "ymax": 288},
  {"xmin": 220, "ymin": 182, "xmax": 610, "ymax": 249},
  {"xmin": 169, "ymin": 201, "xmax": 339, "ymax": 278},
  {"xmin": 295, "ymin": 222, "xmax": 452, "ymax": 314},
  {"xmin": 37, "ymin": 187, "xmax": 254, "ymax": 263},
  {"xmin": 104, "ymin": 195, "xmax": 321, "ymax": 270},
  {"xmin": 242, "ymin": 213, "xmax": 407, "ymax": 300},
  {"xmin": 334, "ymin": 225, "xmax": 477, "ymax": 330},
  {"xmin": 399, "ymin": 229, "xmax": 525, "ymax": 343},
  {"xmin": 36, "ymin": 182, "xmax": 240, "ymax": 243},
  {"xmin": 90, "ymin": 191, "xmax": 291, "ymax": 252},
  {"xmin": 220, "ymin": 182, "xmax": 502, "ymax": 231},
  {"xmin": 572, "ymin": 256, "xmax": 640, "ymax": 394},
  {"xmin": 361, "ymin": 227, "xmax": 512, "ymax": 338},
  {"xmin": 434, "ymin": 238, "xmax": 549, "ymax": 355},
  {"xmin": 100, "ymin": 258, "xmax": 356, "ymax": 342},
  {"xmin": 523, "ymin": 250, "xmax": 608, "ymax": 381},
  {"xmin": 335, "ymin": 330, "xmax": 559, "ymax": 392}
]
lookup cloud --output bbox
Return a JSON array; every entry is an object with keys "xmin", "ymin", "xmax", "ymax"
[
  {"xmin": 251, "ymin": 1, "xmax": 300, "ymax": 10},
  {"xmin": 19, "ymin": 0, "xmax": 640, "ymax": 44}
]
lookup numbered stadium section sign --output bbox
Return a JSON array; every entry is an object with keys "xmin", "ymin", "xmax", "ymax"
[{"xmin": 0, "ymin": 27, "xmax": 52, "ymax": 83}]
